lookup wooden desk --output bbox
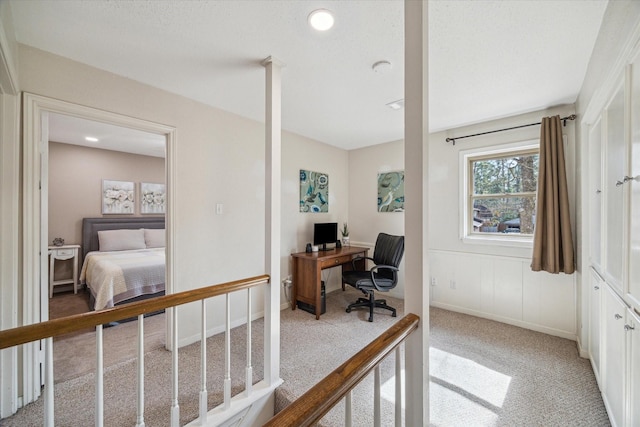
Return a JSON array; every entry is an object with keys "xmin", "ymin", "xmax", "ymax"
[{"xmin": 291, "ymin": 246, "xmax": 369, "ymax": 319}]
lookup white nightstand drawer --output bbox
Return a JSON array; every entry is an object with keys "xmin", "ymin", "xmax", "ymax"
[{"xmin": 52, "ymin": 248, "xmax": 74, "ymax": 257}]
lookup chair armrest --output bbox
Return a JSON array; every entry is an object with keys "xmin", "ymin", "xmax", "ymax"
[
  {"xmin": 369, "ymin": 264, "xmax": 399, "ymax": 291},
  {"xmin": 351, "ymin": 256, "xmax": 375, "ymax": 270}
]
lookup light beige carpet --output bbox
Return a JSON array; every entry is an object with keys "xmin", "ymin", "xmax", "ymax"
[{"xmin": 2, "ymin": 288, "xmax": 609, "ymax": 426}]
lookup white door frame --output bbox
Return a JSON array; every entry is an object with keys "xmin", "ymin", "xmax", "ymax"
[{"xmin": 22, "ymin": 92, "xmax": 177, "ymax": 406}]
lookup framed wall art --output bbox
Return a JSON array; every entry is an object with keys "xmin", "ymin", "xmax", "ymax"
[
  {"xmin": 300, "ymin": 169, "xmax": 329, "ymax": 213},
  {"xmin": 377, "ymin": 171, "xmax": 404, "ymax": 212},
  {"xmin": 140, "ymin": 182, "xmax": 166, "ymax": 214},
  {"xmin": 102, "ymin": 179, "xmax": 135, "ymax": 214}
]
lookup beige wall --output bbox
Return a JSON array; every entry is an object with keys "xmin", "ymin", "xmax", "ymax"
[
  {"xmin": 348, "ymin": 105, "xmax": 579, "ymax": 337},
  {"xmin": 48, "ymin": 141, "xmax": 164, "ymax": 246},
  {"xmin": 18, "ymin": 44, "xmax": 348, "ymax": 342}
]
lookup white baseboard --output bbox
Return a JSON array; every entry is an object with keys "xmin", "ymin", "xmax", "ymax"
[{"xmin": 430, "ymin": 301, "xmax": 577, "ymax": 341}]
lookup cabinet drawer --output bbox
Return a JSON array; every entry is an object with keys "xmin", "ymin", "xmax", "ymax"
[
  {"xmin": 52, "ymin": 249, "xmax": 74, "ymax": 257},
  {"xmin": 320, "ymin": 255, "xmax": 352, "ymax": 269}
]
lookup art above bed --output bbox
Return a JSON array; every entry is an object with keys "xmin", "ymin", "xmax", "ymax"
[{"xmin": 80, "ymin": 218, "xmax": 165, "ymax": 311}]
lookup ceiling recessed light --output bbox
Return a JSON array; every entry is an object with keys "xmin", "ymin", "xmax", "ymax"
[
  {"xmin": 308, "ymin": 9, "xmax": 334, "ymax": 31},
  {"xmin": 85, "ymin": 136, "xmax": 99, "ymax": 142}
]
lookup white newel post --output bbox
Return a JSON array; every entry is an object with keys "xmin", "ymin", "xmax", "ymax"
[
  {"xmin": 262, "ymin": 56, "xmax": 285, "ymax": 386},
  {"xmin": 404, "ymin": 0, "xmax": 430, "ymax": 425}
]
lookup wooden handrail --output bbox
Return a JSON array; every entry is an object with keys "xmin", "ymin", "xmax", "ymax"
[
  {"xmin": 263, "ymin": 313, "xmax": 420, "ymax": 427},
  {"xmin": 0, "ymin": 274, "xmax": 269, "ymax": 350}
]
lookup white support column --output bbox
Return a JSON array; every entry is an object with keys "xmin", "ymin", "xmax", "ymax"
[
  {"xmin": 44, "ymin": 338, "xmax": 54, "ymax": 427},
  {"xmin": 374, "ymin": 366, "xmax": 381, "ymax": 427},
  {"xmin": 404, "ymin": 0, "xmax": 429, "ymax": 425},
  {"xmin": 245, "ymin": 288, "xmax": 253, "ymax": 397},
  {"xmin": 224, "ymin": 294, "xmax": 231, "ymax": 410},
  {"xmin": 345, "ymin": 391, "xmax": 352, "ymax": 427},
  {"xmin": 170, "ymin": 307, "xmax": 179, "ymax": 427},
  {"xmin": 96, "ymin": 325, "xmax": 104, "ymax": 427},
  {"xmin": 199, "ymin": 300, "xmax": 207, "ymax": 424},
  {"xmin": 395, "ymin": 346, "xmax": 402, "ymax": 426},
  {"xmin": 135, "ymin": 315, "xmax": 145, "ymax": 427},
  {"xmin": 262, "ymin": 56, "xmax": 285, "ymax": 386}
]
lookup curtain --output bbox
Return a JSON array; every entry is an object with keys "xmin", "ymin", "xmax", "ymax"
[{"xmin": 531, "ymin": 115, "xmax": 575, "ymax": 274}]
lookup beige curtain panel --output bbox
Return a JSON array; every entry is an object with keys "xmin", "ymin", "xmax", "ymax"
[{"xmin": 531, "ymin": 115, "xmax": 575, "ymax": 274}]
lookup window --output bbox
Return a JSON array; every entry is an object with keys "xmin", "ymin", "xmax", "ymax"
[{"xmin": 460, "ymin": 141, "xmax": 539, "ymax": 245}]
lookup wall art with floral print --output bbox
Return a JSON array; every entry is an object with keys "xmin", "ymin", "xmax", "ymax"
[
  {"xmin": 140, "ymin": 182, "xmax": 166, "ymax": 214},
  {"xmin": 102, "ymin": 179, "xmax": 135, "ymax": 214},
  {"xmin": 299, "ymin": 169, "xmax": 329, "ymax": 213}
]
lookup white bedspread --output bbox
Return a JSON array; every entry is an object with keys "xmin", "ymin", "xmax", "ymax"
[{"xmin": 80, "ymin": 248, "xmax": 165, "ymax": 310}]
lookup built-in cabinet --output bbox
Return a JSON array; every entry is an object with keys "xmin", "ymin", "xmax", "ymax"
[
  {"xmin": 586, "ymin": 47, "xmax": 640, "ymax": 427},
  {"xmin": 588, "ymin": 268, "xmax": 601, "ymax": 382}
]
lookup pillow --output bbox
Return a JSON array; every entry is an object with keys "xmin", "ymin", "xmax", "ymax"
[
  {"xmin": 98, "ymin": 229, "xmax": 146, "ymax": 252},
  {"xmin": 144, "ymin": 228, "xmax": 166, "ymax": 248}
]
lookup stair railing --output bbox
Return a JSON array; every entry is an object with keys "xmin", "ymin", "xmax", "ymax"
[
  {"xmin": 263, "ymin": 313, "xmax": 420, "ymax": 427},
  {"xmin": 0, "ymin": 274, "xmax": 270, "ymax": 427}
]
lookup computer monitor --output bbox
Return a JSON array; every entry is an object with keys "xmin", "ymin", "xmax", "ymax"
[{"xmin": 313, "ymin": 222, "xmax": 338, "ymax": 251}]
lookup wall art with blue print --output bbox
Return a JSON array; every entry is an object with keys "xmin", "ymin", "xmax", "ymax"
[
  {"xmin": 300, "ymin": 169, "xmax": 329, "ymax": 213},
  {"xmin": 377, "ymin": 171, "xmax": 404, "ymax": 212}
]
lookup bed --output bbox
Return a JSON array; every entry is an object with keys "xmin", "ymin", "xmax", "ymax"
[{"xmin": 80, "ymin": 217, "xmax": 165, "ymax": 311}]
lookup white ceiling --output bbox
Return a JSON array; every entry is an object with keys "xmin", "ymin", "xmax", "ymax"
[{"xmin": 9, "ymin": 0, "xmax": 607, "ymax": 152}]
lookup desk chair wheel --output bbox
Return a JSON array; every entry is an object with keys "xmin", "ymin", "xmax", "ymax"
[{"xmin": 346, "ymin": 308, "xmax": 352, "ymax": 313}]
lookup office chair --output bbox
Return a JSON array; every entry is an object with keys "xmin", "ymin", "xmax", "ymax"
[{"xmin": 343, "ymin": 233, "xmax": 404, "ymax": 322}]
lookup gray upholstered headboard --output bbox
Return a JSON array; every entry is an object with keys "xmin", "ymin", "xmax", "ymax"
[{"xmin": 81, "ymin": 217, "xmax": 165, "ymax": 260}]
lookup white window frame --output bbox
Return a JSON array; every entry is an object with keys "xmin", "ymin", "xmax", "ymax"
[{"xmin": 459, "ymin": 139, "xmax": 539, "ymax": 248}]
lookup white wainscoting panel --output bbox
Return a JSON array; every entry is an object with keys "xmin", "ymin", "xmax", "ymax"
[{"xmin": 430, "ymin": 250, "xmax": 576, "ymax": 340}]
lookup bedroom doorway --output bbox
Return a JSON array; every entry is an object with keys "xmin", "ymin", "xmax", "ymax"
[{"xmin": 22, "ymin": 93, "xmax": 176, "ymax": 403}]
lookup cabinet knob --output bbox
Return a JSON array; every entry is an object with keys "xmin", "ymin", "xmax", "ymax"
[
  {"xmin": 594, "ymin": 285, "xmax": 599, "ymax": 290},
  {"xmin": 625, "ymin": 324, "xmax": 635, "ymax": 331},
  {"xmin": 616, "ymin": 180, "xmax": 624, "ymax": 187},
  {"xmin": 623, "ymin": 175, "xmax": 639, "ymax": 183},
  {"xmin": 595, "ymin": 189, "xmax": 601, "ymax": 194},
  {"xmin": 615, "ymin": 313, "xmax": 623, "ymax": 320}
]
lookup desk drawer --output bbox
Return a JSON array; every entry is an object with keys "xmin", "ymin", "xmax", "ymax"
[{"xmin": 320, "ymin": 255, "xmax": 352, "ymax": 269}]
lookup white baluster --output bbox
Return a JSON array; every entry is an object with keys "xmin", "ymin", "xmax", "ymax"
[
  {"xmin": 135, "ymin": 315, "xmax": 145, "ymax": 427},
  {"xmin": 44, "ymin": 337, "xmax": 54, "ymax": 427},
  {"xmin": 395, "ymin": 346, "xmax": 402, "ymax": 427},
  {"xmin": 199, "ymin": 300, "xmax": 208, "ymax": 424},
  {"xmin": 374, "ymin": 365, "xmax": 381, "ymax": 427},
  {"xmin": 345, "ymin": 390, "xmax": 352, "ymax": 427},
  {"xmin": 245, "ymin": 287, "xmax": 252, "ymax": 397},
  {"xmin": 95, "ymin": 325, "xmax": 104, "ymax": 427},
  {"xmin": 224, "ymin": 294, "xmax": 231, "ymax": 409},
  {"xmin": 171, "ymin": 306, "xmax": 180, "ymax": 426}
]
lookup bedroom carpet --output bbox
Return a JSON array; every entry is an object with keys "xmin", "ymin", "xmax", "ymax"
[{"xmin": 5, "ymin": 289, "xmax": 609, "ymax": 426}]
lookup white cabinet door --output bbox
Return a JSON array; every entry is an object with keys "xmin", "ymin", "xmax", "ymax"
[
  {"xmin": 628, "ymin": 308, "xmax": 640, "ymax": 427},
  {"xmin": 589, "ymin": 269, "xmax": 602, "ymax": 382},
  {"xmin": 604, "ymin": 84, "xmax": 626, "ymax": 292},
  {"xmin": 602, "ymin": 284, "xmax": 626, "ymax": 427},
  {"xmin": 629, "ymin": 58, "xmax": 640, "ymax": 309},
  {"xmin": 589, "ymin": 118, "xmax": 603, "ymax": 270}
]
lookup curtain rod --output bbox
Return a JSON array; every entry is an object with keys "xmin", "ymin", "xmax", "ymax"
[{"xmin": 445, "ymin": 114, "xmax": 577, "ymax": 145}]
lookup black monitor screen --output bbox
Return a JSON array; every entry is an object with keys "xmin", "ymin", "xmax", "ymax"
[{"xmin": 313, "ymin": 222, "xmax": 338, "ymax": 251}]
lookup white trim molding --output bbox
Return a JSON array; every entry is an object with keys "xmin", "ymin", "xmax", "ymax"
[{"xmin": 21, "ymin": 92, "xmax": 177, "ymax": 406}]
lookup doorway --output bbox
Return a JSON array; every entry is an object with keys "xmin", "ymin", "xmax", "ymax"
[{"xmin": 22, "ymin": 92, "xmax": 176, "ymax": 404}]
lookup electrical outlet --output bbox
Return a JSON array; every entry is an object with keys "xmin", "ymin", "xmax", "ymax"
[
  {"xmin": 430, "ymin": 277, "xmax": 436, "ymax": 286},
  {"xmin": 450, "ymin": 280, "xmax": 456, "ymax": 290}
]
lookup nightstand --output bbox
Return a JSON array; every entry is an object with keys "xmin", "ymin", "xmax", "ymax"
[{"xmin": 48, "ymin": 244, "xmax": 81, "ymax": 298}]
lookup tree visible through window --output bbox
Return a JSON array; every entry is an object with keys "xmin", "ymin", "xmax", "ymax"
[{"xmin": 470, "ymin": 149, "xmax": 539, "ymax": 235}]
